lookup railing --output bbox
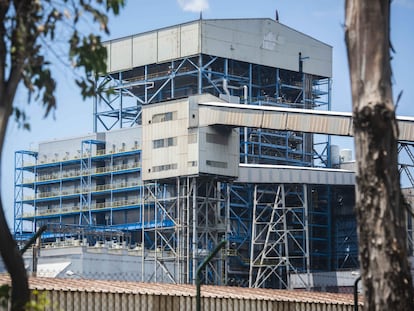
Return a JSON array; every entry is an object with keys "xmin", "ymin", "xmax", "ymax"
[
  {"xmin": 21, "ymin": 198, "xmax": 142, "ymax": 218},
  {"xmin": 30, "ymin": 162, "xmax": 141, "ymax": 184},
  {"xmin": 22, "ymin": 181, "xmax": 144, "ymax": 201},
  {"xmin": 19, "ymin": 146, "xmax": 141, "ymax": 168}
]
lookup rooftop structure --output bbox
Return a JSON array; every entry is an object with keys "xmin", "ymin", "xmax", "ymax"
[{"xmin": 13, "ymin": 17, "xmax": 414, "ymax": 291}]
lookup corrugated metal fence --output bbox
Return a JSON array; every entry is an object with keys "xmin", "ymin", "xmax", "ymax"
[{"xmin": 0, "ymin": 274, "xmax": 361, "ymax": 310}]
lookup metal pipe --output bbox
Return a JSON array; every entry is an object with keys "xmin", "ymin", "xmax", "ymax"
[
  {"xmin": 223, "ymin": 78, "xmax": 230, "ymax": 96},
  {"xmin": 192, "ymin": 178, "xmax": 197, "ymax": 284},
  {"xmin": 196, "ymin": 240, "xmax": 226, "ymax": 311},
  {"xmin": 243, "ymin": 85, "xmax": 248, "ymax": 163}
]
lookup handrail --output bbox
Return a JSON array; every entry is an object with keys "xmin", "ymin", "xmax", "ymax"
[
  {"xmin": 21, "ymin": 199, "xmax": 142, "ymax": 218},
  {"xmin": 18, "ymin": 147, "xmax": 141, "ymax": 169},
  {"xmin": 26, "ymin": 163, "xmax": 141, "ymax": 184},
  {"xmin": 22, "ymin": 181, "xmax": 144, "ymax": 201}
]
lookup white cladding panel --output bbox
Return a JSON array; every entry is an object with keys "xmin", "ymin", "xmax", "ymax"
[
  {"xmin": 104, "ymin": 19, "xmax": 331, "ymax": 77},
  {"xmin": 105, "ymin": 127, "xmax": 141, "ymax": 152},
  {"xmin": 132, "ymin": 32, "xmax": 157, "ymax": 67},
  {"xmin": 198, "ymin": 127, "xmax": 239, "ymax": 177},
  {"xmin": 142, "ymin": 98, "xmax": 191, "ymax": 181},
  {"xmin": 398, "ymin": 119, "xmax": 414, "ymax": 142},
  {"xmin": 180, "ymin": 23, "xmax": 200, "ymax": 56},
  {"xmin": 108, "ymin": 38, "xmax": 132, "ymax": 73},
  {"xmin": 106, "ymin": 22, "xmax": 200, "ymax": 73},
  {"xmin": 38, "ymin": 133, "xmax": 103, "ymax": 163},
  {"xmin": 201, "ymin": 19, "xmax": 332, "ymax": 77},
  {"xmin": 157, "ymin": 27, "xmax": 181, "ymax": 62},
  {"xmin": 142, "ymin": 95, "xmax": 239, "ymax": 181}
]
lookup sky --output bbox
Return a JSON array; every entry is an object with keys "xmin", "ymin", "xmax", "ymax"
[{"xmin": 3, "ymin": 0, "xmax": 414, "ymax": 226}]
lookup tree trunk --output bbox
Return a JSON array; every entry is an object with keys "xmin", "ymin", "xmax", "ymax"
[
  {"xmin": 0, "ymin": 105, "xmax": 30, "ymax": 310},
  {"xmin": 345, "ymin": 1, "xmax": 414, "ymax": 309}
]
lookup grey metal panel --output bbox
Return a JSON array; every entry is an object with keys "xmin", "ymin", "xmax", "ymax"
[
  {"xmin": 261, "ymin": 110, "xmax": 288, "ymax": 129},
  {"xmin": 285, "ymin": 113, "xmax": 352, "ymax": 136},
  {"xmin": 104, "ymin": 19, "xmax": 331, "ymax": 77},
  {"xmin": 198, "ymin": 101, "xmax": 414, "ymax": 142},
  {"xmin": 198, "ymin": 102, "xmax": 354, "ymax": 136},
  {"xmin": 199, "ymin": 106, "xmax": 263, "ymax": 128},
  {"xmin": 236, "ymin": 164, "xmax": 355, "ymax": 185},
  {"xmin": 201, "ymin": 19, "xmax": 332, "ymax": 78}
]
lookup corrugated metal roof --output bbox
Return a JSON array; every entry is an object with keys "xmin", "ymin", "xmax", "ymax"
[{"xmin": 0, "ymin": 274, "xmax": 358, "ymax": 305}]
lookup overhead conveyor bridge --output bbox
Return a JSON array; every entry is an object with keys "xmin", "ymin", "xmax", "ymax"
[
  {"xmin": 198, "ymin": 101, "xmax": 414, "ymax": 142},
  {"xmin": 237, "ymin": 164, "xmax": 355, "ymax": 185}
]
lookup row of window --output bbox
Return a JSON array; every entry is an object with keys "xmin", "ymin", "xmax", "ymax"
[
  {"xmin": 152, "ymin": 163, "xmax": 178, "ymax": 172},
  {"xmin": 153, "ymin": 137, "xmax": 177, "ymax": 149},
  {"xmin": 206, "ymin": 160, "xmax": 228, "ymax": 168},
  {"xmin": 152, "ymin": 132, "xmax": 229, "ymax": 149},
  {"xmin": 150, "ymin": 160, "xmax": 228, "ymax": 172}
]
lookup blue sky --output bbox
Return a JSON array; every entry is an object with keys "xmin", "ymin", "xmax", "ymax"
[{"xmin": 3, "ymin": 0, "xmax": 414, "ymax": 225}]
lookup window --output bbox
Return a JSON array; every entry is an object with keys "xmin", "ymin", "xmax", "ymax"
[
  {"xmin": 188, "ymin": 161, "xmax": 197, "ymax": 167},
  {"xmin": 153, "ymin": 137, "xmax": 177, "ymax": 149},
  {"xmin": 206, "ymin": 160, "xmax": 228, "ymax": 168},
  {"xmin": 167, "ymin": 137, "xmax": 176, "ymax": 147},
  {"xmin": 153, "ymin": 139, "xmax": 165, "ymax": 149},
  {"xmin": 152, "ymin": 163, "xmax": 178, "ymax": 172},
  {"xmin": 151, "ymin": 111, "xmax": 177, "ymax": 123}
]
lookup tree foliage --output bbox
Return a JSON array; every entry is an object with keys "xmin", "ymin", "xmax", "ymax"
[{"xmin": 0, "ymin": 1, "xmax": 124, "ymax": 310}]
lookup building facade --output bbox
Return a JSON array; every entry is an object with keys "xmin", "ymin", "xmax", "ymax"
[{"xmin": 15, "ymin": 18, "xmax": 413, "ymax": 290}]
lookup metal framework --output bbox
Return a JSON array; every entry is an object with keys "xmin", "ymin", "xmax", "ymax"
[
  {"xmin": 14, "ymin": 144, "xmax": 143, "ymax": 239},
  {"xmin": 398, "ymin": 142, "xmax": 414, "ymax": 255},
  {"xmin": 142, "ymin": 177, "xmax": 229, "ymax": 285},
  {"xmin": 14, "ymin": 53, "xmax": 335, "ymax": 290},
  {"xmin": 90, "ymin": 52, "xmax": 332, "ymax": 288},
  {"xmin": 249, "ymin": 184, "xmax": 310, "ymax": 289},
  {"xmin": 94, "ymin": 53, "xmax": 331, "ymax": 167},
  {"xmin": 79, "ymin": 140, "xmax": 105, "ymax": 225},
  {"xmin": 14, "ymin": 150, "xmax": 38, "ymax": 237}
]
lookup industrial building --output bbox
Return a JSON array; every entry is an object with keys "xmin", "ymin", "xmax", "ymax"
[{"xmin": 13, "ymin": 18, "xmax": 414, "ymax": 290}]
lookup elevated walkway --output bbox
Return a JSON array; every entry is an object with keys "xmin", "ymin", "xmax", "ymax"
[
  {"xmin": 198, "ymin": 101, "xmax": 414, "ymax": 142},
  {"xmin": 237, "ymin": 164, "xmax": 355, "ymax": 185}
]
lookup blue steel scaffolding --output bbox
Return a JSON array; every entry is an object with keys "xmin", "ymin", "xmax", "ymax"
[
  {"xmin": 14, "ymin": 51, "xmax": 346, "ymax": 289},
  {"xmin": 14, "ymin": 145, "xmax": 143, "ymax": 240},
  {"xmin": 13, "ymin": 20, "xmax": 380, "ymax": 288},
  {"xmin": 91, "ymin": 51, "xmax": 334, "ymax": 287},
  {"xmin": 14, "ymin": 17, "xmax": 414, "ymax": 290}
]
